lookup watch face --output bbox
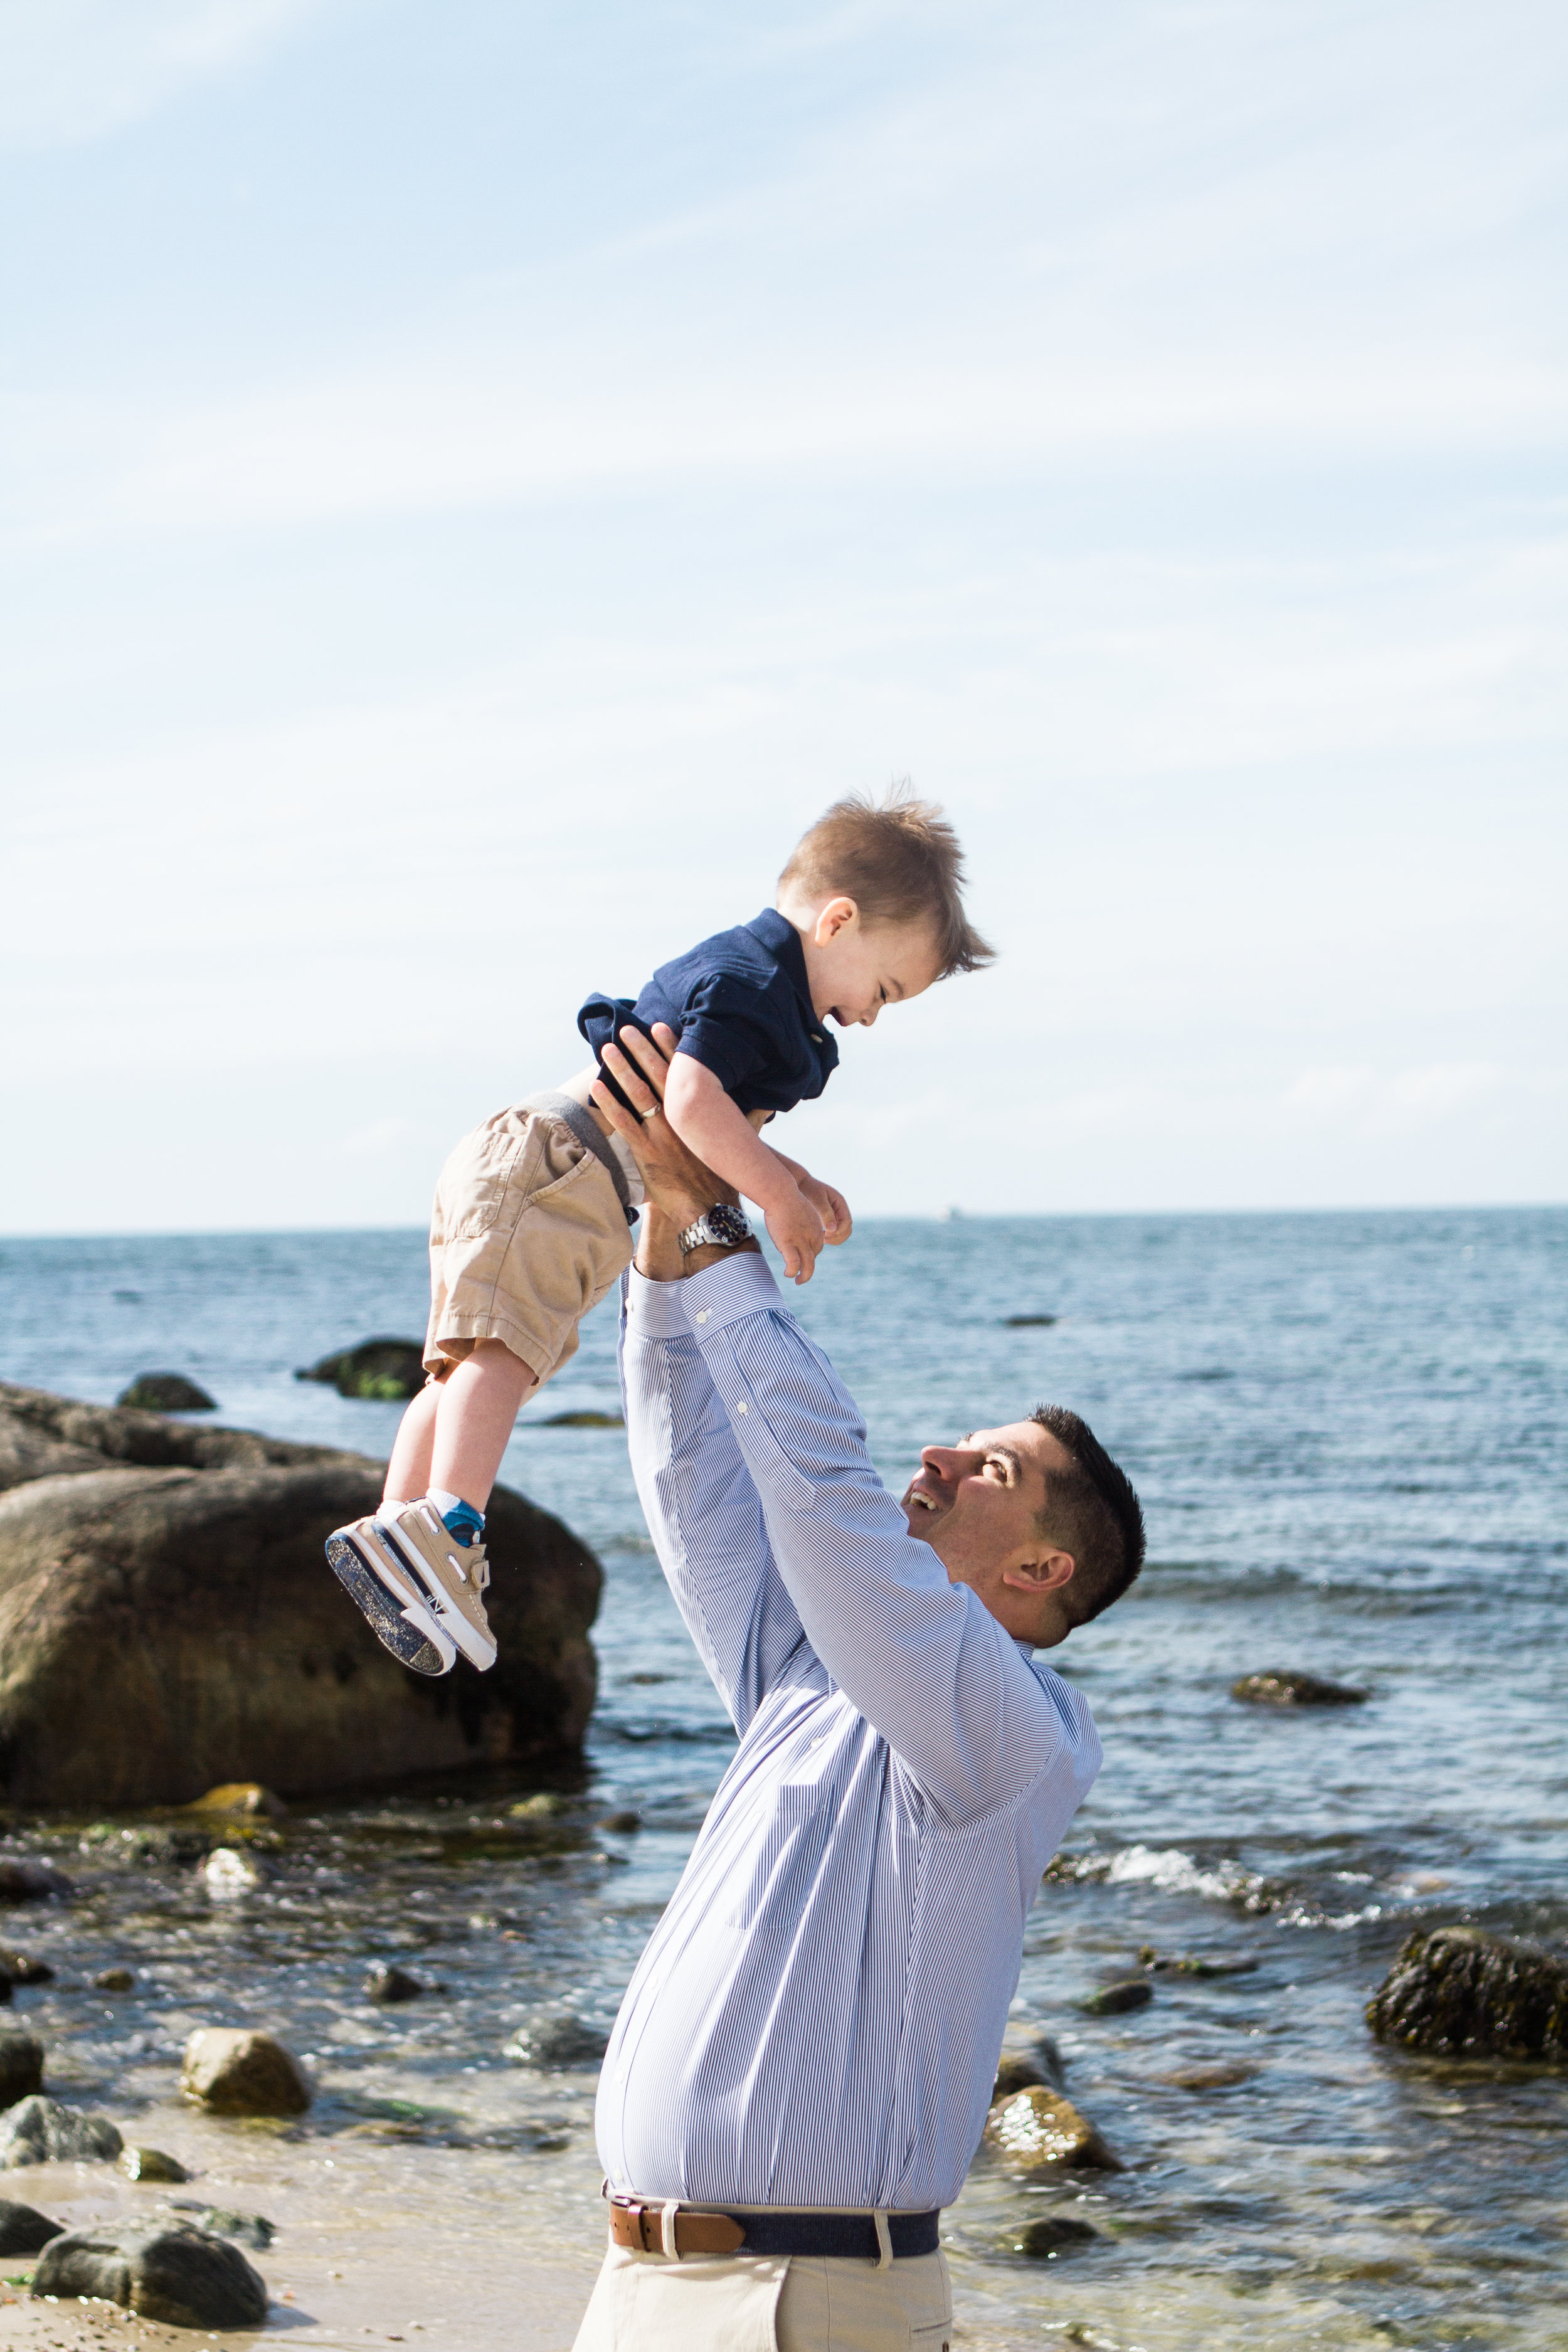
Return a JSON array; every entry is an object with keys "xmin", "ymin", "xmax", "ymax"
[{"xmin": 707, "ymin": 1205, "xmax": 750, "ymax": 1245}]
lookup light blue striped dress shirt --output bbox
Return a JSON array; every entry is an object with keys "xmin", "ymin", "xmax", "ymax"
[{"xmin": 595, "ymin": 1251, "xmax": 1102, "ymax": 2214}]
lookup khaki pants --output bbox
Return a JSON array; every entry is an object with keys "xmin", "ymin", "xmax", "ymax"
[{"xmin": 571, "ymin": 2238, "xmax": 952, "ymax": 2351}]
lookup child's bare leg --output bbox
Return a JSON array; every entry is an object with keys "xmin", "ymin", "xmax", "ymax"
[
  {"xmin": 383, "ymin": 1382, "xmax": 440, "ymax": 1507},
  {"xmin": 428, "ymin": 1339, "xmax": 536, "ymax": 1509}
]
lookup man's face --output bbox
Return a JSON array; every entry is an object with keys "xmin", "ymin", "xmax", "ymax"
[{"xmin": 901, "ymin": 1420, "xmax": 1078, "ymax": 1644}]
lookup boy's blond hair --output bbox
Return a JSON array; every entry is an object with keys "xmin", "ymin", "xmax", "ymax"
[{"xmin": 779, "ymin": 788, "xmax": 995, "ymax": 980}]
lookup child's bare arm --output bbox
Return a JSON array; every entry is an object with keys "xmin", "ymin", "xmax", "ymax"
[{"xmin": 662, "ymin": 1051, "xmax": 825, "ymax": 1282}]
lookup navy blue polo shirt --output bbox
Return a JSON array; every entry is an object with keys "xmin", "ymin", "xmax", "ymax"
[{"xmin": 578, "ymin": 909, "xmax": 839, "ymax": 1118}]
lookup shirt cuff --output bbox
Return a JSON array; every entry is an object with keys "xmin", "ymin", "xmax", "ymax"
[
  {"xmin": 623, "ymin": 1263, "xmax": 698, "ymax": 1339},
  {"xmin": 681, "ymin": 1248, "xmax": 787, "ymax": 1335}
]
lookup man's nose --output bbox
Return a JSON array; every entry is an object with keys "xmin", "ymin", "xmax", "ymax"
[{"xmin": 921, "ymin": 1444, "xmax": 980, "ymax": 1481}]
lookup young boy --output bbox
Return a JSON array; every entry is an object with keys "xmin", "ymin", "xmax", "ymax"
[{"xmin": 326, "ymin": 791, "xmax": 992, "ymax": 1679}]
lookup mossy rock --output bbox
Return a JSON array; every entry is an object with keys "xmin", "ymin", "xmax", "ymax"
[
  {"xmin": 1232, "ymin": 1670, "xmax": 1367, "ymax": 1707},
  {"xmin": 115, "ymin": 1375, "xmax": 215, "ymax": 1414},
  {"xmin": 1366, "ymin": 1926, "xmax": 1568, "ymax": 2060},
  {"xmin": 294, "ymin": 1340, "xmax": 426, "ymax": 1401}
]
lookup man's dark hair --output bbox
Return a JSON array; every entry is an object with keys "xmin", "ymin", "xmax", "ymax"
[{"xmin": 1030, "ymin": 1404, "xmax": 1145, "ymax": 1626}]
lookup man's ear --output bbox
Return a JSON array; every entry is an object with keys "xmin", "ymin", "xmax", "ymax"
[
  {"xmin": 812, "ymin": 895, "xmax": 859, "ymax": 945},
  {"xmin": 1001, "ymin": 1549, "xmax": 1076, "ymax": 1596}
]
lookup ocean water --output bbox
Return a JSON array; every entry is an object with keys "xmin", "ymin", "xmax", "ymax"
[{"xmin": 0, "ymin": 1207, "xmax": 1564, "ymax": 2352}]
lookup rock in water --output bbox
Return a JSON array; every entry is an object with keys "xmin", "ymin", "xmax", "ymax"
[
  {"xmin": 505, "ymin": 2006, "xmax": 608, "ymax": 2068},
  {"xmin": 1366, "ymin": 1926, "xmax": 1568, "ymax": 2060},
  {"xmin": 181, "ymin": 2028, "xmax": 310, "ymax": 2116},
  {"xmin": 0, "ymin": 1860, "xmax": 72, "ymax": 1904},
  {"xmin": 294, "ymin": 1340, "xmax": 426, "ymax": 1401},
  {"xmin": 0, "ymin": 2096, "xmax": 122, "ymax": 2166},
  {"xmin": 364, "ymin": 1964, "xmax": 423, "ymax": 2004},
  {"xmin": 115, "ymin": 1375, "xmax": 216, "ymax": 1414},
  {"xmin": 993, "ymin": 2034, "xmax": 1067, "ymax": 2100},
  {"xmin": 1231, "ymin": 1671, "xmax": 1367, "ymax": 1706},
  {"xmin": 0, "ymin": 2198, "xmax": 63, "ymax": 2255},
  {"xmin": 168, "ymin": 2201, "xmax": 275, "ymax": 2250},
  {"xmin": 0, "ymin": 1379, "xmax": 600, "ymax": 1808},
  {"xmin": 185, "ymin": 1781, "xmax": 288, "ymax": 1820},
  {"xmin": 120, "ymin": 2145, "xmax": 189, "ymax": 2183},
  {"xmin": 983, "ymin": 2086, "xmax": 1122, "ymax": 2172},
  {"xmin": 32, "ymin": 2220, "xmax": 268, "ymax": 2329},
  {"xmin": 202, "ymin": 1848, "xmax": 267, "ymax": 1898},
  {"xmin": 1012, "ymin": 2214, "xmax": 1098, "ymax": 2257},
  {"xmin": 0, "ymin": 2035, "xmax": 44, "ymax": 2111},
  {"xmin": 1079, "ymin": 1979, "xmax": 1153, "ymax": 2016}
]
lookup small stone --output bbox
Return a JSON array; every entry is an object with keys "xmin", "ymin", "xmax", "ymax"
[
  {"xmin": 95, "ymin": 1968, "xmax": 135, "ymax": 1992},
  {"xmin": 201, "ymin": 1846, "xmax": 267, "ymax": 1897},
  {"xmin": 504, "ymin": 2006, "xmax": 608, "ymax": 2069},
  {"xmin": 168, "ymin": 2201, "xmax": 275, "ymax": 2251},
  {"xmin": 0, "ymin": 1954, "xmax": 53, "ymax": 1986},
  {"xmin": 0, "ymin": 1971, "xmax": 10, "ymax": 2006},
  {"xmin": 0, "ymin": 2035, "xmax": 45, "ymax": 2112},
  {"xmin": 597, "ymin": 1811, "xmax": 642, "ymax": 1835},
  {"xmin": 1137, "ymin": 1946, "xmax": 1258, "ymax": 1978},
  {"xmin": 0, "ymin": 1862, "xmax": 72, "ymax": 1906},
  {"xmin": 1012, "ymin": 2213, "xmax": 1099, "ymax": 2257},
  {"xmin": 0, "ymin": 2095, "xmax": 122, "ymax": 2166},
  {"xmin": 181, "ymin": 2027, "xmax": 311, "ymax": 2116},
  {"xmin": 1157, "ymin": 2060, "xmax": 1259, "ymax": 2090},
  {"xmin": 115, "ymin": 1374, "xmax": 216, "ymax": 1413},
  {"xmin": 509, "ymin": 1793, "xmax": 563, "ymax": 1818},
  {"xmin": 120, "ymin": 2146, "xmax": 189, "ymax": 2183},
  {"xmin": 1002, "ymin": 1314, "xmax": 1058, "ymax": 1328},
  {"xmin": 983, "ymin": 2086, "xmax": 1121, "ymax": 2173},
  {"xmin": 0, "ymin": 2198, "xmax": 64, "ymax": 2256},
  {"xmin": 993, "ymin": 2035, "xmax": 1067, "ymax": 2102},
  {"xmin": 364, "ymin": 1965, "xmax": 423, "ymax": 2005},
  {"xmin": 1231, "ymin": 1671, "xmax": 1368, "ymax": 1707},
  {"xmin": 539, "ymin": 1409, "xmax": 625, "ymax": 1428},
  {"xmin": 184, "ymin": 1783, "xmax": 288, "ymax": 1820},
  {"xmin": 32, "ymin": 2219, "xmax": 267, "ymax": 2329},
  {"xmin": 1366, "ymin": 1926, "xmax": 1568, "ymax": 2060},
  {"xmin": 1079, "ymin": 1979, "xmax": 1153, "ymax": 2016}
]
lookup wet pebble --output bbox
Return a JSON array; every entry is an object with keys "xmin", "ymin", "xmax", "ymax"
[
  {"xmin": 364, "ymin": 1964, "xmax": 424, "ymax": 2005},
  {"xmin": 1138, "ymin": 1946, "xmax": 1258, "ymax": 1978},
  {"xmin": 597, "ymin": 1811, "xmax": 642, "ymax": 1834},
  {"xmin": 504, "ymin": 2006, "xmax": 608, "ymax": 2069},
  {"xmin": 1231, "ymin": 1670, "xmax": 1367, "ymax": 1707},
  {"xmin": 0, "ymin": 2031, "xmax": 45, "ymax": 2109},
  {"xmin": 1012, "ymin": 2213, "xmax": 1099, "ymax": 2257},
  {"xmin": 0, "ymin": 2198, "xmax": 64, "ymax": 2255},
  {"xmin": 0, "ymin": 1953, "xmax": 53, "ymax": 1986},
  {"xmin": 95, "ymin": 1967, "xmax": 135, "ymax": 1991},
  {"xmin": 120, "ymin": 2146, "xmax": 190, "ymax": 2183},
  {"xmin": 181, "ymin": 2026, "xmax": 311, "ymax": 2116},
  {"xmin": 993, "ymin": 2035, "xmax": 1066, "ymax": 2100},
  {"xmin": 1079, "ymin": 1979, "xmax": 1153, "ymax": 2016},
  {"xmin": 984, "ymin": 2086, "xmax": 1121, "ymax": 2173},
  {"xmin": 0, "ymin": 2094, "xmax": 122, "ymax": 2166},
  {"xmin": 0, "ymin": 1861, "xmax": 72, "ymax": 1905},
  {"xmin": 202, "ymin": 1846, "xmax": 268, "ymax": 1897}
]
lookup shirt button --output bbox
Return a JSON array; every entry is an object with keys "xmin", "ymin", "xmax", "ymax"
[
  {"xmin": 694, "ymin": 1309, "xmax": 710, "ymax": 1324},
  {"xmin": 736, "ymin": 1401, "xmax": 748, "ymax": 1414}
]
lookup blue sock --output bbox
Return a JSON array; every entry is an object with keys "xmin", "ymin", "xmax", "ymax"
[{"xmin": 427, "ymin": 1488, "xmax": 485, "ymax": 1548}]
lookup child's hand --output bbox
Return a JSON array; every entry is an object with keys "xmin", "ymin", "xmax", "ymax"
[
  {"xmin": 763, "ymin": 1182, "xmax": 827, "ymax": 1283},
  {"xmin": 798, "ymin": 1173, "xmax": 852, "ymax": 1244}
]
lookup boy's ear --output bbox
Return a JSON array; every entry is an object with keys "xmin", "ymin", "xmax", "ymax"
[{"xmin": 813, "ymin": 895, "xmax": 859, "ymax": 945}]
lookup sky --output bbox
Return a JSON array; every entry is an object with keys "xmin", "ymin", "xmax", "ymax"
[{"xmin": 3, "ymin": 0, "xmax": 1564, "ymax": 1232}]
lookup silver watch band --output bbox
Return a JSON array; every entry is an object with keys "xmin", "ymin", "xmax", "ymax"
[{"xmin": 677, "ymin": 1205, "xmax": 753, "ymax": 1256}]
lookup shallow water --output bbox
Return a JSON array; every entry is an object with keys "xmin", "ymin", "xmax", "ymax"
[{"xmin": 1, "ymin": 1209, "xmax": 1564, "ymax": 2351}]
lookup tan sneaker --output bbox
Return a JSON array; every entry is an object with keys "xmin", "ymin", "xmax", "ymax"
[{"xmin": 326, "ymin": 1503, "xmax": 497, "ymax": 1675}]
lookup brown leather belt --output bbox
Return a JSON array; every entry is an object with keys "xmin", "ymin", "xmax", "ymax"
[{"xmin": 607, "ymin": 2195, "xmax": 942, "ymax": 2262}]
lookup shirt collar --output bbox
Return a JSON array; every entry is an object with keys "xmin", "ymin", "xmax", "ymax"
[{"xmin": 744, "ymin": 908, "xmax": 816, "ymax": 1022}]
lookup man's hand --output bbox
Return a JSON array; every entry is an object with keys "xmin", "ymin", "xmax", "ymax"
[{"xmin": 590, "ymin": 1025, "xmax": 760, "ymax": 1281}]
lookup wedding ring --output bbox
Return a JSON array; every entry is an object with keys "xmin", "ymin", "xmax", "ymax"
[{"xmin": 640, "ymin": 1104, "xmax": 660, "ymax": 1121}]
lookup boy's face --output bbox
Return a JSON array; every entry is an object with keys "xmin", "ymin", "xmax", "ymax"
[{"xmin": 799, "ymin": 899, "xmax": 943, "ymax": 1027}]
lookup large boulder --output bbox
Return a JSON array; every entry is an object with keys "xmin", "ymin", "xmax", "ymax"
[
  {"xmin": 1367, "ymin": 1926, "xmax": 1568, "ymax": 2060},
  {"xmin": 0, "ymin": 1382, "xmax": 600, "ymax": 1808},
  {"xmin": 33, "ymin": 2219, "xmax": 268, "ymax": 2328},
  {"xmin": 0, "ymin": 2095, "xmax": 122, "ymax": 2166},
  {"xmin": 0, "ymin": 2198, "xmax": 63, "ymax": 2255}
]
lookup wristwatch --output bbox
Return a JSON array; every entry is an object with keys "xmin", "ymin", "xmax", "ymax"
[{"xmin": 677, "ymin": 1204, "xmax": 753, "ymax": 1256}]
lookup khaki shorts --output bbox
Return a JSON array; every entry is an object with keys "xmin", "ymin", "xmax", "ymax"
[
  {"xmin": 571, "ymin": 2240, "xmax": 951, "ymax": 2352},
  {"xmin": 423, "ymin": 1102, "xmax": 633, "ymax": 1389}
]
